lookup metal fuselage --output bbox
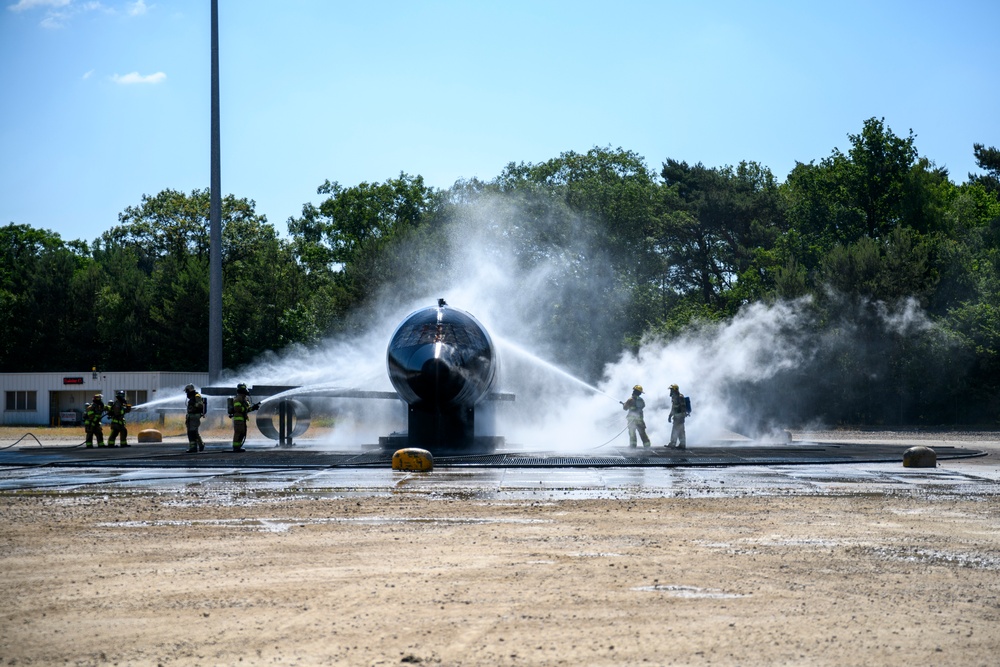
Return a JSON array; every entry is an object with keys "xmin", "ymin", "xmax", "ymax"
[
  {"xmin": 202, "ymin": 303, "xmax": 502, "ymax": 450},
  {"xmin": 386, "ymin": 303, "xmax": 498, "ymax": 449}
]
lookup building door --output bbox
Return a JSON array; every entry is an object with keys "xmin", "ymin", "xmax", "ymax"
[{"xmin": 50, "ymin": 390, "xmax": 88, "ymax": 426}]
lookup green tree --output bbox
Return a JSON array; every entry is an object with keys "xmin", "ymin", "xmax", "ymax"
[
  {"xmin": 935, "ymin": 181, "xmax": 1000, "ymax": 420},
  {"xmin": 969, "ymin": 143, "xmax": 1000, "ymax": 195},
  {"xmin": 503, "ymin": 147, "xmax": 657, "ymax": 261},
  {"xmin": 148, "ymin": 255, "xmax": 209, "ymax": 370},
  {"xmin": 0, "ymin": 224, "xmax": 91, "ymax": 371},
  {"xmin": 487, "ymin": 148, "xmax": 660, "ymax": 374},
  {"xmin": 779, "ymin": 117, "xmax": 950, "ymax": 292},
  {"xmin": 102, "ymin": 189, "xmax": 310, "ymax": 370},
  {"xmin": 93, "ymin": 246, "xmax": 153, "ymax": 369},
  {"xmin": 313, "ymin": 174, "xmax": 435, "ymax": 266},
  {"xmin": 780, "ymin": 156, "xmax": 865, "ymax": 269},
  {"xmin": 105, "ymin": 189, "xmax": 213, "ymax": 267},
  {"xmin": 222, "ymin": 213, "xmax": 308, "ymax": 365},
  {"xmin": 846, "ymin": 117, "xmax": 918, "ymax": 238},
  {"xmin": 657, "ymin": 159, "xmax": 786, "ymax": 314},
  {"xmin": 286, "ymin": 173, "xmax": 438, "ymax": 329},
  {"xmin": 66, "ymin": 259, "xmax": 105, "ymax": 371},
  {"xmin": 817, "ymin": 226, "xmax": 936, "ymax": 304}
]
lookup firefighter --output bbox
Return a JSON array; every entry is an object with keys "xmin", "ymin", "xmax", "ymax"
[
  {"xmin": 622, "ymin": 384, "xmax": 651, "ymax": 448},
  {"xmin": 184, "ymin": 384, "xmax": 206, "ymax": 453},
  {"xmin": 667, "ymin": 383, "xmax": 690, "ymax": 449},
  {"xmin": 83, "ymin": 393, "xmax": 106, "ymax": 448},
  {"xmin": 229, "ymin": 383, "xmax": 260, "ymax": 453},
  {"xmin": 106, "ymin": 390, "xmax": 132, "ymax": 448}
]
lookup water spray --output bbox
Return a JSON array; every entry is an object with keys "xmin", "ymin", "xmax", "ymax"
[{"xmin": 495, "ymin": 336, "xmax": 620, "ymax": 403}]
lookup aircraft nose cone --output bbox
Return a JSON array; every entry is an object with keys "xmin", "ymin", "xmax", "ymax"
[
  {"xmin": 414, "ymin": 356, "xmax": 462, "ymax": 406},
  {"xmin": 387, "ymin": 303, "xmax": 497, "ymax": 410}
]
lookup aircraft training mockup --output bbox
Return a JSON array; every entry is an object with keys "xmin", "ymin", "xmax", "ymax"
[{"xmin": 202, "ymin": 300, "xmax": 512, "ymax": 453}]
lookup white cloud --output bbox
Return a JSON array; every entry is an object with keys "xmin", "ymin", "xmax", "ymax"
[
  {"xmin": 10, "ymin": 0, "xmax": 110, "ymax": 28},
  {"xmin": 112, "ymin": 71, "xmax": 166, "ymax": 84},
  {"xmin": 39, "ymin": 12, "xmax": 66, "ymax": 27},
  {"xmin": 127, "ymin": 0, "xmax": 147, "ymax": 16},
  {"xmin": 82, "ymin": 69, "xmax": 94, "ymax": 79},
  {"xmin": 8, "ymin": 0, "xmax": 71, "ymax": 11}
]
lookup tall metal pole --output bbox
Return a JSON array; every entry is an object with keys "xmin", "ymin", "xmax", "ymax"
[{"xmin": 209, "ymin": 0, "xmax": 223, "ymax": 383}]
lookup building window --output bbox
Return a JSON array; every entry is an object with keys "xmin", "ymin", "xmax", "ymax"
[
  {"xmin": 124, "ymin": 390, "xmax": 147, "ymax": 405},
  {"xmin": 5, "ymin": 391, "xmax": 37, "ymax": 411}
]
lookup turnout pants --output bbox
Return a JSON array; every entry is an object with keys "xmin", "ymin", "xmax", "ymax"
[
  {"xmin": 232, "ymin": 418, "xmax": 248, "ymax": 450},
  {"xmin": 185, "ymin": 414, "xmax": 204, "ymax": 451},
  {"xmin": 85, "ymin": 424, "xmax": 104, "ymax": 447},
  {"xmin": 108, "ymin": 421, "xmax": 128, "ymax": 447},
  {"xmin": 627, "ymin": 418, "xmax": 650, "ymax": 447},
  {"xmin": 669, "ymin": 415, "xmax": 686, "ymax": 448}
]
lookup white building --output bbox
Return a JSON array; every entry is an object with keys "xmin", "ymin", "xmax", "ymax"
[{"xmin": 1, "ymin": 371, "xmax": 210, "ymax": 426}]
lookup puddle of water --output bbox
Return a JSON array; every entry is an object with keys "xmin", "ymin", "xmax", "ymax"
[
  {"xmin": 741, "ymin": 536, "xmax": 842, "ymax": 548},
  {"xmin": 567, "ymin": 552, "xmax": 625, "ymax": 558},
  {"xmin": 97, "ymin": 515, "xmax": 553, "ymax": 533},
  {"xmin": 5, "ymin": 462, "xmax": 1000, "ymax": 500},
  {"xmin": 857, "ymin": 546, "xmax": 1000, "ymax": 570},
  {"xmin": 631, "ymin": 584, "xmax": 746, "ymax": 599}
]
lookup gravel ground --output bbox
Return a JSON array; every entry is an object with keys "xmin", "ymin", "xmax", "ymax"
[{"xmin": 0, "ymin": 427, "xmax": 998, "ymax": 666}]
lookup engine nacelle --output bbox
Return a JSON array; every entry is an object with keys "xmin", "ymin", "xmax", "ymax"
[{"xmin": 255, "ymin": 398, "xmax": 310, "ymax": 441}]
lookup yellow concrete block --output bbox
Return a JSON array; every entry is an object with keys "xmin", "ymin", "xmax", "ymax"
[
  {"xmin": 902, "ymin": 445, "xmax": 936, "ymax": 468},
  {"xmin": 392, "ymin": 448, "xmax": 434, "ymax": 471},
  {"xmin": 137, "ymin": 429, "xmax": 163, "ymax": 443}
]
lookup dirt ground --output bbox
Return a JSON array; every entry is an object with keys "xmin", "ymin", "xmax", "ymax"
[{"xmin": 0, "ymin": 429, "xmax": 998, "ymax": 666}]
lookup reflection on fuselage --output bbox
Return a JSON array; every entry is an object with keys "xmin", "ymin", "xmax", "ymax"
[{"xmin": 386, "ymin": 304, "xmax": 497, "ymax": 412}]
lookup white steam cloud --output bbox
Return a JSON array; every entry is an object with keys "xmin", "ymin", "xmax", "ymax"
[{"xmin": 221, "ymin": 191, "xmax": 940, "ymax": 451}]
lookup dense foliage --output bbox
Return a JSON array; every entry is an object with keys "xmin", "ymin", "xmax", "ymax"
[{"xmin": 3, "ymin": 118, "xmax": 998, "ymax": 426}]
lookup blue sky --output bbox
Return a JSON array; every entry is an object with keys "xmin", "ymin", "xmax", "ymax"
[{"xmin": 2, "ymin": 0, "xmax": 998, "ymax": 245}]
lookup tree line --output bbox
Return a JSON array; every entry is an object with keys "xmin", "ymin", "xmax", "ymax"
[{"xmin": 2, "ymin": 118, "xmax": 998, "ymax": 426}]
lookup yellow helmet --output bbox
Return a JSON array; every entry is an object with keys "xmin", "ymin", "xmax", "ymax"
[
  {"xmin": 669, "ymin": 384, "xmax": 679, "ymax": 391},
  {"xmin": 632, "ymin": 385, "xmax": 643, "ymax": 393}
]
